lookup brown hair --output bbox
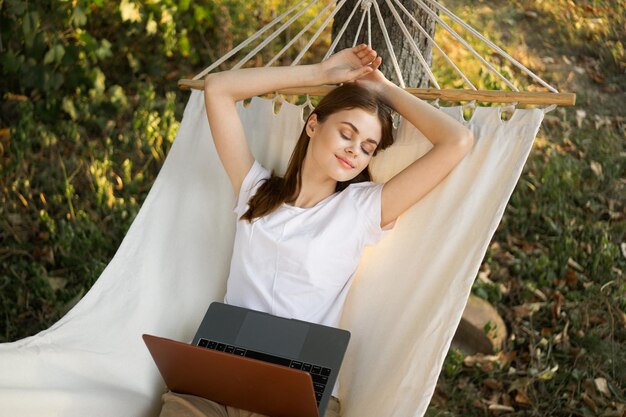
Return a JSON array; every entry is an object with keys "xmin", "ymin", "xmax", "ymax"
[{"xmin": 241, "ymin": 83, "xmax": 395, "ymax": 222}]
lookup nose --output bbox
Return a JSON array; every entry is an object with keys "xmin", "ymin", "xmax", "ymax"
[{"xmin": 345, "ymin": 142, "xmax": 359, "ymax": 158}]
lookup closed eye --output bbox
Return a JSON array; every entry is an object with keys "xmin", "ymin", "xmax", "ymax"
[{"xmin": 341, "ymin": 133, "xmax": 371, "ymax": 155}]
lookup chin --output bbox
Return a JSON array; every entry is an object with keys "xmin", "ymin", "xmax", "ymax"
[{"xmin": 333, "ymin": 170, "xmax": 364, "ymax": 184}]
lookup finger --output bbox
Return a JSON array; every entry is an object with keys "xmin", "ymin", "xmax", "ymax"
[
  {"xmin": 350, "ymin": 66, "xmax": 373, "ymax": 81},
  {"xmin": 356, "ymin": 47, "xmax": 376, "ymax": 61},
  {"xmin": 372, "ymin": 56, "xmax": 382, "ymax": 70}
]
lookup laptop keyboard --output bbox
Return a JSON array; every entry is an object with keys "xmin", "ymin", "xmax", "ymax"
[{"xmin": 197, "ymin": 338, "xmax": 331, "ymax": 405}]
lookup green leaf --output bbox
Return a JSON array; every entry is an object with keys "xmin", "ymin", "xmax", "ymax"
[
  {"xmin": 120, "ymin": 0, "xmax": 141, "ymax": 23},
  {"xmin": 6, "ymin": 0, "xmax": 28, "ymax": 16},
  {"xmin": 62, "ymin": 97, "xmax": 77, "ymax": 120},
  {"xmin": 179, "ymin": 31, "xmax": 190, "ymax": 57},
  {"xmin": 44, "ymin": 44, "xmax": 65, "ymax": 66},
  {"xmin": 1, "ymin": 50, "xmax": 23, "ymax": 74},
  {"xmin": 95, "ymin": 39, "xmax": 112, "ymax": 61},
  {"xmin": 22, "ymin": 10, "xmax": 40, "ymax": 38},
  {"xmin": 179, "ymin": 0, "xmax": 191, "ymax": 12},
  {"xmin": 72, "ymin": 7, "xmax": 87, "ymax": 27}
]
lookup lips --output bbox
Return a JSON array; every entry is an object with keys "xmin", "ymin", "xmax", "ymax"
[{"xmin": 335, "ymin": 155, "xmax": 355, "ymax": 169}]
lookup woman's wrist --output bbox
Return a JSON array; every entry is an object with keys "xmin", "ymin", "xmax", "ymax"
[{"xmin": 375, "ymin": 79, "xmax": 399, "ymax": 103}]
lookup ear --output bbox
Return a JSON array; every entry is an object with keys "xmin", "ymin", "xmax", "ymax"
[{"xmin": 305, "ymin": 113, "xmax": 318, "ymax": 137}]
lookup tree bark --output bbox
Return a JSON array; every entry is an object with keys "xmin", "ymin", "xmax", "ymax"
[{"xmin": 331, "ymin": 0, "xmax": 437, "ymax": 88}]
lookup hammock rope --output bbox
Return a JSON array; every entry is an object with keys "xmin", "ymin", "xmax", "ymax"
[
  {"xmin": 393, "ymin": 0, "xmax": 475, "ymax": 90},
  {"xmin": 323, "ymin": 0, "xmax": 364, "ymax": 59},
  {"xmin": 421, "ymin": 0, "xmax": 560, "ymax": 93},
  {"xmin": 182, "ymin": 0, "xmax": 575, "ymax": 106},
  {"xmin": 413, "ymin": 0, "xmax": 519, "ymax": 91},
  {"xmin": 383, "ymin": 0, "xmax": 440, "ymax": 88},
  {"xmin": 267, "ymin": 0, "xmax": 338, "ymax": 67}
]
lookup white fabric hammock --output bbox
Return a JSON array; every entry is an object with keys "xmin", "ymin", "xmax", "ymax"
[{"xmin": 0, "ymin": 90, "xmax": 544, "ymax": 417}]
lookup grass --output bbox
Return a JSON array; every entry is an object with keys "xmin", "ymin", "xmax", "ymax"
[{"xmin": 425, "ymin": 0, "xmax": 625, "ymax": 415}]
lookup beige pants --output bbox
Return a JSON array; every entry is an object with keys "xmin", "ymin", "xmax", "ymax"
[{"xmin": 159, "ymin": 391, "xmax": 341, "ymax": 417}]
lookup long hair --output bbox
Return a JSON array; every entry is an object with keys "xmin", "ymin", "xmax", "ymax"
[{"xmin": 241, "ymin": 83, "xmax": 395, "ymax": 222}]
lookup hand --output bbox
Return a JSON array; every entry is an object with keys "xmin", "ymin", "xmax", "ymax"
[
  {"xmin": 319, "ymin": 44, "xmax": 392, "ymax": 98},
  {"xmin": 353, "ymin": 51, "xmax": 391, "ymax": 97},
  {"xmin": 319, "ymin": 44, "xmax": 380, "ymax": 85}
]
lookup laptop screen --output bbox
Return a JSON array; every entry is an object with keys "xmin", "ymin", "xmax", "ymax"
[{"xmin": 235, "ymin": 311, "xmax": 309, "ymax": 358}]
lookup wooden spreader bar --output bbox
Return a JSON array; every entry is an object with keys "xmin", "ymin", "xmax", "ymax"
[{"xmin": 178, "ymin": 79, "xmax": 575, "ymax": 106}]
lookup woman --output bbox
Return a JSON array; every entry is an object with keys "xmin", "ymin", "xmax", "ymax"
[{"xmin": 159, "ymin": 44, "xmax": 473, "ymax": 417}]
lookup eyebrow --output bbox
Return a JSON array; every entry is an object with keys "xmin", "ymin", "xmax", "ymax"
[{"xmin": 340, "ymin": 121, "xmax": 379, "ymax": 145}]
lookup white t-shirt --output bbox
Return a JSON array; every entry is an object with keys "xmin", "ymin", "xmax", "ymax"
[{"xmin": 224, "ymin": 161, "xmax": 387, "ymax": 328}]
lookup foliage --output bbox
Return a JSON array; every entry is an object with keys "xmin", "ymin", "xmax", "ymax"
[{"xmin": 0, "ymin": 0, "xmax": 331, "ymax": 342}]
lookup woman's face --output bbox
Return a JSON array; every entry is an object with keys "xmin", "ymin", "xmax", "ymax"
[{"xmin": 305, "ymin": 108, "xmax": 382, "ymax": 183}]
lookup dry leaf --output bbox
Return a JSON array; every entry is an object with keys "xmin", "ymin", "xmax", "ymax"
[
  {"xmin": 565, "ymin": 269, "xmax": 578, "ymax": 289},
  {"xmin": 484, "ymin": 378, "xmax": 503, "ymax": 390},
  {"xmin": 594, "ymin": 377, "xmax": 611, "ymax": 397},
  {"xmin": 543, "ymin": 115, "xmax": 562, "ymax": 127},
  {"xmin": 537, "ymin": 365, "xmax": 559, "ymax": 381},
  {"xmin": 553, "ymin": 291, "xmax": 565, "ymax": 319},
  {"xmin": 567, "ymin": 258, "xmax": 584, "ymax": 272},
  {"xmin": 47, "ymin": 277, "xmax": 68, "ymax": 291},
  {"xmin": 512, "ymin": 302, "xmax": 544, "ymax": 320},
  {"xmin": 576, "ymin": 109, "xmax": 587, "ymax": 128},
  {"xmin": 514, "ymin": 390, "xmax": 532, "ymax": 405},
  {"xmin": 488, "ymin": 404, "xmax": 515, "ymax": 412},
  {"xmin": 581, "ymin": 392, "xmax": 598, "ymax": 413},
  {"xmin": 588, "ymin": 68, "xmax": 605, "ymax": 84},
  {"xmin": 590, "ymin": 161, "xmax": 604, "ymax": 179},
  {"xmin": 603, "ymin": 83, "xmax": 620, "ymax": 93},
  {"xmin": 463, "ymin": 353, "xmax": 501, "ymax": 368}
]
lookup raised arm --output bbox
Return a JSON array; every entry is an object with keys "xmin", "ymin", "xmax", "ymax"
[
  {"xmin": 354, "ymin": 48, "xmax": 474, "ymax": 228},
  {"xmin": 380, "ymin": 84, "xmax": 474, "ymax": 227},
  {"xmin": 203, "ymin": 45, "xmax": 378, "ymax": 195}
]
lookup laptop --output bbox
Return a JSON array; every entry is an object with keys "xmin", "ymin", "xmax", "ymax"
[{"xmin": 143, "ymin": 302, "xmax": 350, "ymax": 417}]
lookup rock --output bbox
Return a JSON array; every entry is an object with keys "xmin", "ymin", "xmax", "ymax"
[{"xmin": 451, "ymin": 295, "xmax": 507, "ymax": 355}]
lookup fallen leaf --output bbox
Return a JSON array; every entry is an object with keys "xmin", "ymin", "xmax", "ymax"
[
  {"xmin": 543, "ymin": 115, "xmax": 562, "ymax": 127},
  {"xmin": 47, "ymin": 277, "xmax": 67, "ymax": 291},
  {"xmin": 537, "ymin": 365, "xmax": 559, "ymax": 381},
  {"xmin": 484, "ymin": 378, "xmax": 503, "ymax": 390},
  {"xmin": 512, "ymin": 303, "xmax": 544, "ymax": 320},
  {"xmin": 576, "ymin": 109, "xmax": 586, "ymax": 128},
  {"xmin": 554, "ymin": 320, "xmax": 570, "ymax": 346},
  {"xmin": 565, "ymin": 269, "xmax": 578, "ymax": 289},
  {"xmin": 553, "ymin": 291, "xmax": 565, "ymax": 319},
  {"xmin": 463, "ymin": 353, "xmax": 501, "ymax": 368},
  {"xmin": 514, "ymin": 390, "xmax": 532, "ymax": 405},
  {"xmin": 567, "ymin": 258, "xmax": 584, "ymax": 272},
  {"xmin": 603, "ymin": 83, "xmax": 620, "ymax": 93},
  {"xmin": 590, "ymin": 161, "xmax": 604, "ymax": 179},
  {"xmin": 508, "ymin": 377, "xmax": 532, "ymax": 393},
  {"xmin": 594, "ymin": 377, "xmax": 611, "ymax": 397},
  {"xmin": 488, "ymin": 404, "xmax": 515, "ymax": 412},
  {"xmin": 588, "ymin": 68, "xmax": 605, "ymax": 84},
  {"xmin": 582, "ymin": 392, "xmax": 598, "ymax": 413}
]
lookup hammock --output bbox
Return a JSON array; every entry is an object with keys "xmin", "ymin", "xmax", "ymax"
[{"xmin": 0, "ymin": 1, "xmax": 573, "ymax": 416}]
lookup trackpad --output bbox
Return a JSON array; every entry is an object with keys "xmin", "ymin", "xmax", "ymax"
[{"xmin": 235, "ymin": 312, "xmax": 309, "ymax": 358}]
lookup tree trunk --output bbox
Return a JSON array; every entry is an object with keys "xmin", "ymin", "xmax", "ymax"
[{"xmin": 331, "ymin": 0, "xmax": 437, "ymax": 88}]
